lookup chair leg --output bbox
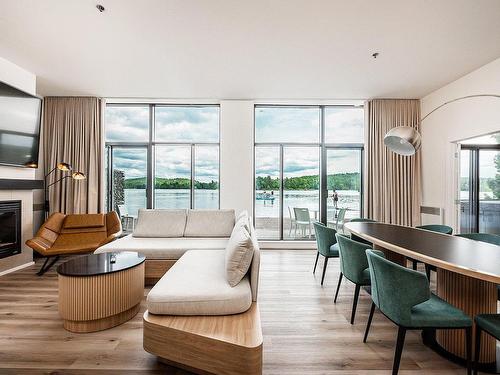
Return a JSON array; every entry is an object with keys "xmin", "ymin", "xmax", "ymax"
[
  {"xmin": 334, "ymin": 272, "xmax": 343, "ymax": 303},
  {"xmin": 321, "ymin": 257, "xmax": 329, "ymax": 286},
  {"xmin": 350, "ymin": 284, "xmax": 361, "ymax": 324},
  {"xmin": 313, "ymin": 252, "xmax": 320, "ymax": 274},
  {"xmin": 465, "ymin": 326, "xmax": 472, "ymax": 375},
  {"xmin": 37, "ymin": 256, "xmax": 60, "ymax": 276},
  {"xmin": 425, "ymin": 265, "xmax": 431, "ymax": 281},
  {"xmin": 364, "ymin": 302, "xmax": 376, "ymax": 343},
  {"xmin": 473, "ymin": 326, "xmax": 482, "ymax": 375},
  {"xmin": 392, "ymin": 326, "xmax": 406, "ymax": 375}
]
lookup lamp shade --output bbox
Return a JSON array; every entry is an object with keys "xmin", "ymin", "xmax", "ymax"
[
  {"xmin": 383, "ymin": 126, "xmax": 422, "ymax": 156},
  {"xmin": 72, "ymin": 171, "xmax": 86, "ymax": 180},
  {"xmin": 57, "ymin": 162, "xmax": 72, "ymax": 171}
]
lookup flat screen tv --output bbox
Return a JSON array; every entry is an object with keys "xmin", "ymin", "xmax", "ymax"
[{"xmin": 0, "ymin": 81, "xmax": 41, "ymax": 168}]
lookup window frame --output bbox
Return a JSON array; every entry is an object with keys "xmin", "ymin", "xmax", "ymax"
[
  {"xmin": 105, "ymin": 103, "xmax": 221, "ymax": 212},
  {"xmin": 253, "ymin": 104, "xmax": 365, "ymax": 241}
]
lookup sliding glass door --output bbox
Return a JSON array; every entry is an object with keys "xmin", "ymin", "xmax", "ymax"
[
  {"xmin": 254, "ymin": 105, "xmax": 364, "ymax": 240},
  {"xmin": 326, "ymin": 149, "xmax": 362, "ymax": 226},
  {"xmin": 460, "ymin": 133, "xmax": 500, "ymax": 234}
]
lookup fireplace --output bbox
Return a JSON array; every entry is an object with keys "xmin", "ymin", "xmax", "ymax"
[{"xmin": 0, "ymin": 200, "xmax": 21, "ymax": 259}]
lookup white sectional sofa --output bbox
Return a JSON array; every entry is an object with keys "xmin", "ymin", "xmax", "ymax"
[
  {"xmin": 96, "ymin": 208, "xmax": 263, "ymax": 374},
  {"xmin": 95, "ymin": 209, "xmax": 240, "ymax": 283}
]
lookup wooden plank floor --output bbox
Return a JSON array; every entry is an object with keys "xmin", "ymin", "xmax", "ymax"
[{"xmin": 0, "ymin": 251, "xmax": 472, "ymax": 374}]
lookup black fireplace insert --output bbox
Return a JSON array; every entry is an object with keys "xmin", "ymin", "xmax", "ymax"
[{"xmin": 0, "ymin": 200, "xmax": 21, "ymax": 259}]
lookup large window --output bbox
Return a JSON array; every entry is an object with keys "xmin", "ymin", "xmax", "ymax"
[
  {"xmin": 460, "ymin": 132, "xmax": 500, "ymax": 234},
  {"xmin": 105, "ymin": 104, "xmax": 220, "ymax": 225},
  {"xmin": 254, "ymin": 105, "xmax": 364, "ymax": 240}
]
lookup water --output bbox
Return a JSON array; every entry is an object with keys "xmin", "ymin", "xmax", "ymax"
[{"xmin": 122, "ymin": 189, "xmax": 218, "ymax": 215}]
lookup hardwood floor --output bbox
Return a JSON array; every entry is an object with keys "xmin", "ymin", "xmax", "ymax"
[{"xmin": 0, "ymin": 251, "xmax": 471, "ymax": 374}]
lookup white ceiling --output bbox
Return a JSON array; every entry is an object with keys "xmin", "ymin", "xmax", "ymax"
[{"xmin": 1, "ymin": 0, "xmax": 500, "ymax": 99}]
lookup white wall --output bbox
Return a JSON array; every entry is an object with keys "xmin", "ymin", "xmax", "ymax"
[
  {"xmin": 420, "ymin": 57, "xmax": 500, "ymax": 229},
  {"xmin": 0, "ymin": 57, "xmax": 38, "ymax": 273},
  {"xmin": 219, "ymin": 100, "xmax": 254, "ymax": 216}
]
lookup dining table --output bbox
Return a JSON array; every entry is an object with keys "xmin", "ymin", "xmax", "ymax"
[{"xmin": 344, "ymin": 221, "xmax": 500, "ymax": 372}]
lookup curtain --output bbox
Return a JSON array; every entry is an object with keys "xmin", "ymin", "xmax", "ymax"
[
  {"xmin": 364, "ymin": 99, "xmax": 422, "ymax": 226},
  {"xmin": 42, "ymin": 97, "xmax": 103, "ymax": 214}
]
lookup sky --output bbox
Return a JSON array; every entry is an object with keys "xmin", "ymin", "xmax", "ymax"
[
  {"xmin": 107, "ymin": 105, "xmax": 364, "ymax": 182},
  {"xmin": 255, "ymin": 106, "xmax": 364, "ymax": 177},
  {"xmin": 106, "ymin": 106, "xmax": 219, "ymax": 181}
]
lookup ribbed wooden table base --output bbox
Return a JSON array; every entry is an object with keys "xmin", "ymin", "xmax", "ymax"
[
  {"xmin": 437, "ymin": 268, "xmax": 497, "ymax": 364},
  {"xmin": 58, "ymin": 263, "xmax": 144, "ymax": 333}
]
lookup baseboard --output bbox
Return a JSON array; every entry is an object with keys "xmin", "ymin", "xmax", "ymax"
[
  {"xmin": 260, "ymin": 240, "xmax": 316, "ymax": 250},
  {"xmin": 0, "ymin": 261, "xmax": 35, "ymax": 276}
]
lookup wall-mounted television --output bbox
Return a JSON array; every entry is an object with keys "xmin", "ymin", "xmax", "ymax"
[{"xmin": 0, "ymin": 81, "xmax": 42, "ymax": 168}]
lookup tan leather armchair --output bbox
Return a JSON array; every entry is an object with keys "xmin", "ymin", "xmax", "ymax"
[{"xmin": 27, "ymin": 212, "xmax": 122, "ymax": 275}]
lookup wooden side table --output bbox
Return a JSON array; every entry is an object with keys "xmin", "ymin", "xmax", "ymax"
[{"xmin": 57, "ymin": 252, "xmax": 145, "ymax": 333}]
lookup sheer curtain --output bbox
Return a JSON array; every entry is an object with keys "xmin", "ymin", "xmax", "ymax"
[
  {"xmin": 42, "ymin": 97, "xmax": 104, "ymax": 214},
  {"xmin": 364, "ymin": 99, "xmax": 422, "ymax": 226}
]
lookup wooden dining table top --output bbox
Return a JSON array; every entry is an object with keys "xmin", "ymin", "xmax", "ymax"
[{"xmin": 344, "ymin": 222, "xmax": 500, "ymax": 284}]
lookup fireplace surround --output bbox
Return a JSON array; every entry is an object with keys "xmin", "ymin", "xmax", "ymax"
[{"xmin": 0, "ymin": 200, "xmax": 22, "ymax": 259}]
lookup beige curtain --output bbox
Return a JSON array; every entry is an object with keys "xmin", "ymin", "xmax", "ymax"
[
  {"xmin": 365, "ymin": 99, "xmax": 422, "ymax": 226},
  {"xmin": 42, "ymin": 97, "xmax": 103, "ymax": 214}
]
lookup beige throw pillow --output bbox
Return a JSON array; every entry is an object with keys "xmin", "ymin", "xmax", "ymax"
[{"xmin": 225, "ymin": 223, "xmax": 255, "ymax": 287}]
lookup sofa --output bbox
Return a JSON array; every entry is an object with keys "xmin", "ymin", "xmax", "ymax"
[
  {"xmin": 95, "ymin": 208, "xmax": 263, "ymax": 375},
  {"xmin": 95, "ymin": 209, "xmax": 237, "ymax": 284},
  {"xmin": 26, "ymin": 212, "xmax": 122, "ymax": 275}
]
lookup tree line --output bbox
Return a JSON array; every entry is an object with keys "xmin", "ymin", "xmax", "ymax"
[
  {"xmin": 124, "ymin": 177, "xmax": 219, "ymax": 190},
  {"xmin": 256, "ymin": 173, "xmax": 361, "ymax": 191}
]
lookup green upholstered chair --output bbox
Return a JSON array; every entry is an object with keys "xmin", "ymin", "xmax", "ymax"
[
  {"xmin": 334, "ymin": 234, "xmax": 373, "ymax": 324},
  {"xmin": 364, "ymin": 250, "xmax": 472, "ymax": 375},
  {"xmin": 473, "ymin": 314, "xmax": 500, "ymax": 375},
  {"xmin": 456, "ymin": 232, "xmax": 500, "ymax": 245},
  {"xmin": 312, "ymin": 222, "xmax": 339, "ymax": 286},
  {"xmin": 348, "ymin": 218, "xmax": 377, "ymax": 245},
  {"xmin": 416, "ymin": 224, "xmax": 453, "ymax": 235},
  {"xmin": 413, "ymin": 224, "xmax": 453, "ymax": 279}
]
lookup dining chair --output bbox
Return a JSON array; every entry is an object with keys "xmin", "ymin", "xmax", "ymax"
[
  {"xmin": 312, "ymin": 222, "xmax": 338, "ymax": 285},
  {"xmin": 117, "ymin": 204, "xmax": 135, "ymax": 232},
  {"xmin": 335, "ymin": 234, "xmax": 373, "ymax": 324},
  {"xmin": 348, "ymin": 217, "xmax": 377, "ymax": 245},
  {"xmin": 473, "ymin": 314, "xmax": 500, "ymax": 375},
  {"xmin": 327, "ymin": 208, "xmax": 347, "ymax": 233},
  {"xmin": 294, "ymin": 207, "xmax": 313, "ymax": 238},
  {"xmin": 456, "ymin": 232, "xmax": 500, "ymax": 245},
  {"xmin": 413, "ymin": 224, "xmax": 453, "ymax": 279},
  {"xmin": 364, "ymin": 250, "xmax": 472, "ymax": 375},
  {"xmin": 287, "ymin": 206, "xmax": 297, "ymax": 237}
]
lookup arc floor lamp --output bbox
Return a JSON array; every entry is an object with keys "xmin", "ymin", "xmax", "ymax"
[
  {"xmin": 44, "ymin": 162, "xmax": 86, "ymax": 218},
  {"xmin": 384, "ymin": 94, "xmax": 500, "ymax": 155}
]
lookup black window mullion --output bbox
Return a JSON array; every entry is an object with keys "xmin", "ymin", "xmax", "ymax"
[
  {"xmin": 320, "ymin": 107, "xmax": 327, "ymax": 225},
  {"xmin": 279, "ymin": 145, "xmax": 284, "ymax": 240}
]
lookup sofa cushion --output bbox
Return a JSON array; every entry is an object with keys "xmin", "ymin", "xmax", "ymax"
[
  {"xmin": 147, "ymin": 250, "xmax": 252, "ymax": 315},
  {"xmin": 225, "ymin": 222, "xmax": 254, "ymax": 287},
  {"xmin": 133, "ymin": 209, "xmax": 187, "ymax": 238},
  {"xmin": 184, "ymin": 209, "xmax": 235, "ymax": 237},
  {"xmin": 95, "ymin": 235, "xmax": 229, "ymax": 259}
]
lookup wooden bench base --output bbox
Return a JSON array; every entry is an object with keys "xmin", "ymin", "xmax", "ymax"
[
  {"xmin": 144, "ymin": 259, "xmax": 176, "ymax": 285},
  {"xmin": 143, "ymin": 303, "xmax": 263, "ymax": 375}
]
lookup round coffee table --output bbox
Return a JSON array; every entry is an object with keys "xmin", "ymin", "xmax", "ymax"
[{"xmin": 57, "ymin": 251, "xmax": 145, "ymax": 333}]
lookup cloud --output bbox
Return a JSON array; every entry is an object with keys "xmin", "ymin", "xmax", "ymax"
[{"xmin": 105, "ymin": 106, "xmax": 149, "ymax": 142}]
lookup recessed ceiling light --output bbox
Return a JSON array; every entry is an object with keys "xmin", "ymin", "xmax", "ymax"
[{"xmin": 96, "ymin": 4, "xmax": 105, "ymax": 12}]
